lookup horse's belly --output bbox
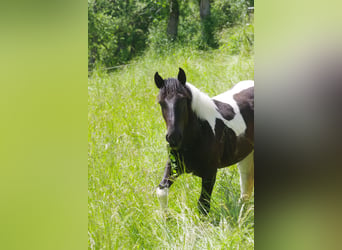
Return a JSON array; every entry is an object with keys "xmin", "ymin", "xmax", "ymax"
[{"xmin": 220, "ymin": 134, "xmax": 254, "ymax": 167}]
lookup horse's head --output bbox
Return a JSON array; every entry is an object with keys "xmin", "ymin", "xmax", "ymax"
[{"xmin": 154, "ymin": 68, "xmax": 192, "ymax": 149}]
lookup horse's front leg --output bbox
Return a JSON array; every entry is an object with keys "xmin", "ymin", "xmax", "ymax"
[
  {"xmin": 198, "ymin": 173, "xmax": 217, "ymax": 215},
  {"xmin": 156, "ymin": 160, "xmax": 178, "ymax": 210}
]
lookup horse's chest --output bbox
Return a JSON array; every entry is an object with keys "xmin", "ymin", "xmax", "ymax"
[{"xmin": 172, "ymin": 147, "xmax": 219, "ymax": 177}]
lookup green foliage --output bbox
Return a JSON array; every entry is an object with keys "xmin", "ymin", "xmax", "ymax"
[
  {"xmin": 88, "ymin": 46, "xmax": 254, "ymax": 248},
  {"xmin": 89, "ymin": 0, "xmax": 254, "ymax": 70},
  {"xmin": 211, "ymin": 0, "xmax": 252, "ymax": 29},
  {"xmin": 88, "ymin": 0, "xmax": 167, "ymax": 70},
  {"xmin": 147, "ymin": 1, "xmax": 203, "ymax": 52},
  {"xmin": 218, "ymin": 23, "xmax": 254, "ymax": 55}
]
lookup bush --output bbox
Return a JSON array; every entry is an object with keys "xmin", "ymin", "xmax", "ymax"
[
  {"xmin": 88, "ymin": 0, "xmax": 254, "ymax": 70},
  {"xmin": 88, "ymin": 0, "xmax": 167, "ymax": 70},
  {"xmin": 217, "ymin": 23, "xmax": 254, "ymax": 56}
]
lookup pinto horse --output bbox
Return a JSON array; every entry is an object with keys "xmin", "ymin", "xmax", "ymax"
[{"xmin": 155, "ymin": 68, "xmax": 254, "ymax": 215}]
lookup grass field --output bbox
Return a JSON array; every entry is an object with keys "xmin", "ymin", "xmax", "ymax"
[{"xmin": 88, "ymin": 47, "xmax": 254, "ymax": 249}]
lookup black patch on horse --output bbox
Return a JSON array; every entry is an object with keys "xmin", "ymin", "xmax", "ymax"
[
  {"xmin": 213, "ymin": 100, "xmax": 235, "ymax": 121},
  {"xmin": 233, "ymin": 87, "xmax": 254, "ymax": 142}
]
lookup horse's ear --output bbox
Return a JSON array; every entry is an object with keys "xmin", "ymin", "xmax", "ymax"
[
  {"xmin": 178, "ymin": 67, "xmax": 186, "ymax": 85},
  {"xmin": 154, "ymin": 72, "xmax": 164, "ymax": 89}
]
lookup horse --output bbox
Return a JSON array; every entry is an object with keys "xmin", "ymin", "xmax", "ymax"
[{"xmin": 154, "ymin": 68, "xmax": 254, "ymax": 215}]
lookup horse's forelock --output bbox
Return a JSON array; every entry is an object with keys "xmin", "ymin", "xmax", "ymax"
[{"xmin": 159, "ymin": 78, "xmax": 191, "ymax": 100}]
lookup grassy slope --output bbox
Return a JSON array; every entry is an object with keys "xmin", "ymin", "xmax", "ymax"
[{"xmin": 88, "ymin": 47, "xmax": 254, "ymax": 249}]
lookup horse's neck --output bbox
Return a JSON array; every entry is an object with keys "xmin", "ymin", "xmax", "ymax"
[{"xmin": 182, "ymin": 111, "xmax": 204, "ymax": 149}]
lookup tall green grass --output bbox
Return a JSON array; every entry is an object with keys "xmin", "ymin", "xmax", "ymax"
[{"xmin": 88, "ymin": 47, "xmax": 254, "ymax": 249}]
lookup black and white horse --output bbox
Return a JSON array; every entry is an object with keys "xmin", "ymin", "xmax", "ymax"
[{"xmin": 154, "ymin": 68, "xmax": 254, "ymax": 215}]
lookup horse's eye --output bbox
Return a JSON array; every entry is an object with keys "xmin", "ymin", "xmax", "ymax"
[{"xmin": 159, "ymin": 101, "xmax": 166, "ymax": 108}]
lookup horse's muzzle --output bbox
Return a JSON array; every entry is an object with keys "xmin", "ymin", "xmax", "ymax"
[{"xmin": 166, "ymin": 132, "xmax": 182, "ymax": 149}]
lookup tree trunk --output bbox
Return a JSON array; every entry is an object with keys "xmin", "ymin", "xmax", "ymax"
[
  {"xmin": 199, "ymin": 0, "xmax": 210, "ymax": 20},
  {"xmin": 199, "ymin": 0, "xmax": 216, "ymax": 48},
  {"xmin": 167, "ymin": 0, "xmax": 179, "ymax": 40}
]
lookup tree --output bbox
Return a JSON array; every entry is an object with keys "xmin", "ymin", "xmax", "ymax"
[
  {"xmin": 167, "ymin": 0, "xmax": 179, "ymax": 40},
  {"xmin": 88, "ymin": 0, "xmax": 166, "ymax": 70},
  {"xmin": 199, "ymin": 0, "xmax": 210, "ymax": 19},
  {"xmin": 199, "ymin": 0, "xmax": 216, "ymax": 47}
]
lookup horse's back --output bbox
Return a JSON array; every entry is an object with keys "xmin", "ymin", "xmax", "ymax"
[
  {"xmin": 213, "ymin": 80, "xmax": 254, "ymax": 104},
  {"xmin": 212, "ymin": 80, "xmax": 254, "ymax": 130}
]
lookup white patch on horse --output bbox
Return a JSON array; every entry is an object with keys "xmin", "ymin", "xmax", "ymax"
[
  {"xmin": 213, "ymin": 80, "xmax": 254, "ymax": 135},
  {"xmin": 186, "ymin": 83, "xmax": 219, "ymax": 134},
  {"xmin": 156, "ymin": 187, "xmax": 168, "ymax": 210},
  {"xmin": 186, "ymin": 81, "xmax": 254, "ymax": 136}
]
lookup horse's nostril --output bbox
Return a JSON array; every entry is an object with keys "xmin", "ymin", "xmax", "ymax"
[{"xmin": 166, "ymin": 132, "xmax": 182, "ymax": 147}]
